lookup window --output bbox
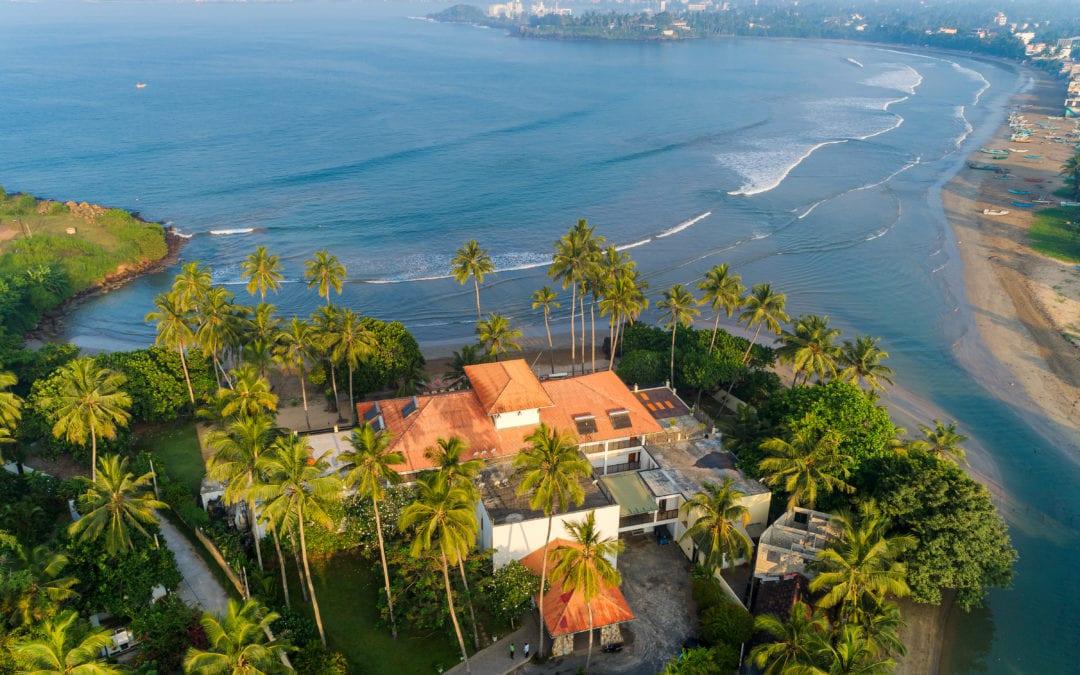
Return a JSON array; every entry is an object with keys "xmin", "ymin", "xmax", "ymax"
[
  {"xmin": 574, "ymin": 415, "xmax": 598, "ymax": 435},
  {"xmin": 608, "ymin": 409, "xmax": 632, "ymax": 430}
]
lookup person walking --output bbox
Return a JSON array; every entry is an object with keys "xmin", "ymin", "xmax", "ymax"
[
  {"xmin": 509, "ymin": 641, "xmax": 516, "ymax": 660},
  {"xmin": 523, "ymin": 641, "xmax": 530, "ymax": 659}
]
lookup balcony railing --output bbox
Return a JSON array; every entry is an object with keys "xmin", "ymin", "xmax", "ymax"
[
  {"xmin": 656, "ymin": 509, "xmax": 680, "ymax": 522},
  {"xmin": 602, "ymin": 461, "xmax": 640, "ymax": 475},
  {"xmin": 619, "ymin": 513, "xmax": 656, "ymax": 528}
]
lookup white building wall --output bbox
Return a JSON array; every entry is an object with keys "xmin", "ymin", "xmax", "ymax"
[
  {"xmin": 487, "ymin": 503, "xmax": 622, "ymax": 569},
  {"xmin": 492, "ymin": 408, "xmax": 541, "ymax": 430}
]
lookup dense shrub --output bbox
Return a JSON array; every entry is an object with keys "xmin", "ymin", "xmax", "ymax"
[
  {"xmin": 96, "ymin": 347, "xmax": 214, "ymax": 422},
  {"xmin": 616, "ymin": 349, "xmax": 667, "ymax": 388},
  {"xmin": 691, "ymin": 568, "xmax": 728, "ymax": 611},
  {"xmin": 130, "ymin": 595, "xmax": 202, "ymax": 672},
  {"xmin": 730, "ymin": 369, "xmax": 782, "ymax": 408},
  {"xmin": 291, "ymin": 642, "xmax": 350, "ymax": 675},
  {"xmin": 699, "ymin": 598, "xmax": 753, "ymax": 647},
  {"xmin": 484, "ymin": 559, "xmax": 541, "ymax": 627},
  {"xmin": 351, "ymin": 318, "xmax": 425, "ymax": 396},
  {"xmin": 65, "ymin": 535, "xmax": 182, "ymax": 618}
]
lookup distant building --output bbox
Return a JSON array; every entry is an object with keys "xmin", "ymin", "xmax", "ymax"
[
  {"xmin": 488, "ymin": 0, "xmax": 524, "ymax": 19},
  {"xmin": 994, "ymin": 12, "xmax": 1007, "ymax": 27},
  {"xmin": 530, "ymin": 1, "xmax": 571, "ymax": 17},
  {"xmin": 687, "ymin": 3, "xmax": 708, "ymax": 11},
  {"xmin": 937, "ymin": 27, "xmax": 958, "ymax": 36}
]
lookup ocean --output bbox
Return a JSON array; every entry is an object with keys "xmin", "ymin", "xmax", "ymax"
[{"xmin": 1, "ymin": 2, "xmax": 1077, "ymax": 671}]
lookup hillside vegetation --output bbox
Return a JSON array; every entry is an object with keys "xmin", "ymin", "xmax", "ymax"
[{"xmin": 0, "ymin": 187, "xmax": 169, "ymax": 339}]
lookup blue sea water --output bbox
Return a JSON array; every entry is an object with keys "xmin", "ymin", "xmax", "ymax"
[{"xmin": 1, "ymin": 2, "xmax": 1078, "ymax": 672}]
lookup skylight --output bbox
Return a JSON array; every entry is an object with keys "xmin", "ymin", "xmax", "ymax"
[
  {"xmin": 574, "ymin": 414, "xmax": 598, "ymax": 435},
  {"xmin": 608, "ymin": 409, "xmax": 632, "ymax": 430}
]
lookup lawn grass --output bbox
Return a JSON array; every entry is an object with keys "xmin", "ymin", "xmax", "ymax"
[
  {"xmin": 304, "ymin": 551, "xmax": 463, "ymax": 674},
  {"xmin": 133, "ymin": 422, "xmax": 205, "ymax": 496},
  {"xmin": 1030, "ymin": 207, "xmax": 1080, "ymax": 263}
]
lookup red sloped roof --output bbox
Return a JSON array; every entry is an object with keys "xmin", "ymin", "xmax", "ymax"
[
  {"xmin": 539, "ymin": 371, "xmax": 662, "ymax": 444},
  {"xmin": 519, "ymin": 539, "xmax": 635, "ymax": 637},
  {"xmin": 464, "ymin": 360, "xmax": 554, "ymax": 415}
]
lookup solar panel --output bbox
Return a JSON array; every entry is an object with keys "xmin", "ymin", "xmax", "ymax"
[
  {"xmin": 363, "ymin": 402, "xmax": 381, "ymax": 423},
  {"xmin": 574, "ymin": 415, "xmax": 598, "ymax": 435},
  {"xmin": 401, "ymin": 396, "xmax": 419, "ymax": 419},
  {"xmin": 608, "ymin": 409, "xmax": 632, "ymax": 430}
]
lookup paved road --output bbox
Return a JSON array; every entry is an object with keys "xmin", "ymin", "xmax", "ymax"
[
  {"xmin": 158, "ymin": 516, "xmax": 230, "ymax": 616},
  {"xmin": 445, "ymin": 613, "xmax": 539, "ymax": 675}
]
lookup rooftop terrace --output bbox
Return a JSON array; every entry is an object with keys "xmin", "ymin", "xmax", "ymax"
[{"xmin": 479, "ymin": 457, "xmax": 610, "ymax": 525}]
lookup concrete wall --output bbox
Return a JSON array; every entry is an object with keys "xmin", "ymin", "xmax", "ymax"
[
  {"xmin": 486, "ymin": 503, "xmax": 622, "ymax": 570},
  {"xmin": 583, "ymin": 445, "xmax": 657, "ymax": 474},
  {"xmin": 742, "ymin": 492, "xmax": 772, "ymax": 532},
  {"xmin": 492, "ymin": 408, "xmax": 540, "ymax": 430}
]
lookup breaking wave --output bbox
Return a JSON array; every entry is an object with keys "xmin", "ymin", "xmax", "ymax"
[
  {"xmin": 863, "ymin": 65, "xmax": 924, "ymax": 96},
  {"xmin": 656, "ymin": 211, "xmax": 711, "ymax": 238}
]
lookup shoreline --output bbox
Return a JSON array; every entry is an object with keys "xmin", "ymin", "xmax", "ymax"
[{"xmin": 942, "ymin": 69, "xmax": 1080, "ymax": 447}]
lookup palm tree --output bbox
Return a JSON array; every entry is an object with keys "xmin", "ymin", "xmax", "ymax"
[
  {"xmin": 698, "ymin": 264, "xmax": 745, "ymax": 354},
  {"xmin": 1061, "ymin": 153, "xmax": 1080, "ymax": 198},
  {"xmin": 243, "ymin": 303, "xmax": 282, "ymax": 380},
  {"xmin": 917, "ymin": 419, "xmax": 968, "ymax": 463},
  {"xmin": 425, "ymin": 436, "xmax": 484, "ymax": 649},
  {"xmin": 182, "ymin": 599, "xmax": 292, "ymax": 674},
  {"xmin": 532, "ymin": 286, "xmax": 561, "ymax": 374},
  {"xmin": 399, "ymin": 472, "xmax": 478, "ymax": 672},
  {"xmin": 838, "ymin": 336, "xmax": 894, "ymax": 391},
  {"xmin": 339, "ymin": 423, "xmax": 405, "ymax": 638},
  {"xmin": 859, "ymin": 599, "xmax": 906, "ymax": 658},
  {"xmin": 549, "ymin": 511, "xmax": 624, "ymax": 673},
  {"xmin": 0, "ymin": 371, "xmax": 23, "ymax": 454},
  {"xmin": 0, "ymin": 540, "xmax": 78, "ymax": 629},
  {"xmin": 13, "ymin": 610, "xmax": 122, "ymax": 675},
  {"xmin": 679, "ymin": 478, "xmax": 753, "ymax": 572},
  {"xmin": 254, "ymin": 434, "xmax": 343, "ymax": 646},
  {"xmin": 41, "ymin": 358, "xmax": 131, "ymax": 480},
  {"xmin": 657, "ymin": 284, "xmax": 701, "ymax": 385},
  {"xmin": 451, "ymin": 240, "xmax": 495, "ymax": 322},
  {"xmin": 69, "ymin": 455, "xmax": 166, "ymax": 556},
  {"xmin": 304, "ymin": 250, "xmax": 346, "ymax": 307},
  {"xmin": 195, "ymin": 286, "xmax": 241, "ymax": 387},
  {"xmin": 172, "ymin": 261, "xmax": 212, "ymax": 312},
  {"xmin": 312, "ymin": 305, "xmax": 344, "ymax": 416},
  {"xmin": 549, "ymin": 220, "xmax": 595, "ymax": 372},
  {"xmin": 778, "ymin": 314, "xmax": 842, "ymax": 385},
  {"xmin": 215, "ymin": 364, "xmax": 278, "ymax": 421},
  {"xmin": 749, "ymin": 600, "xmax": 830, "ymax": 675},
  {"xmin": 759, "ymin": 426, "xmax": 853, "ymax": 510},
  {"xmin": 475, "ymin": 313, "xmax": 522, "ymax": 361},
  {"xmin": 738, "ymin": 283, "xmax": 790, "ymax": 365},
  {"xmin": 810, "ymin": 509, "xmax": 916, "ymax": 624},
  {"xmin": 815, "ymin": 624, "xmax": 895, "ymax": 675},
  {"xmin": 324, "ymin": 308, "xmax": 374, "ymax": 424},
  {"xmin": 146, "ymin": 292, "xmax": 198, "ymax": 404},
  {"xmin": 206, "ymin": 415, "xmax": 276, "ymax": 572},
  {"xmin": 241, "ymin": 246, "xmax": 284, "ymax": 299},
  {"xmin": 274, "ymin": 318, "xmax": 315, "ymax": 429},
  {"xmin": 599, "ymin": 272, "xmax": 648, "ymax": 370},
  {"xmin": 444, "ymin": 343, "xmax": 491, "ymax": 384}
]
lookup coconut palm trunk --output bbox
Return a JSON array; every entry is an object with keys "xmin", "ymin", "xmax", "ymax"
[
  {"xmin": 372, "ymin": 495, "xmax": 397, "ymax": 637},
  {"xmin": 348, "ymin": 363, "xmax": 357, "ymax": 425},
  {"xmin": 538, "ymin": 513, "xmax": 554, "ymax": 657},
  {"xmin": 742, "ymin": 324, "xmax": 764, "ymax": 364},
  {"xmin": 290, "ymin": 527, "xmax": 309, "ymax": 602},
  {"xmin": 297, "ymin": 500, "xmax": 327, "ymax": 646},
  {"xmin": 90, "ymin": 427, "xmax": 97, "ymax": 481},
  {"xmin": 328, "ymin": 362, "xmax": 341, "ymax": 416},
  {"xmin": 569, "ymin": 285, "xmax": 577, "ymax": 371},
  {"xmin": 579, "ymin": 292, "xmax": 586, "ymax": 374},
  {"xmin": 442, "ymin": 554, "xmax": 471, "ymax": 672},
  {"xmin": 270, "ymin": 523, "xmax": 290, "ymax": 608},
  {"xmin": 178, "ymin": 343, "xmax": 195, "ymax": 404},
  {"xmin": 246, "ymin": 472, "xmax": 264, "ymax": 570},
  {"xmin": 710, "ymin": 314, "xmax": 721, "ymax": 354},
  {"xmin": 543, "ymin": 309, "xmax": 555, "ymax": 374},
  {"xmin": 586, "ymin": 603, "xmax": 595, "ymax": 673},
  {"xmin": 458, "ymin": 559, "xmax": 480, "ymax": 649},
  {"xmin": 298, "ymin": 367, "xmax": 310, "ymax": 430},
  {"xmin": 590, "ymin": 300, "xmax": 596, "ymax": 374},
  {"xmin": 472, "ymin": 278, "xmax": 482, "ymax": 322},
  {"xmin": 669, "ymin": 323, "xmax": 678, "ymax": 384}
]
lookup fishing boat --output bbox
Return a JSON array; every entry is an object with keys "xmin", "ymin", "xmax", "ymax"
[
  {"xmin": 1024, "ymin": 178, "xmax": 1045, "ymax": 183},
  {"xmin": 1008, "ymin": 189, "xmax": 1031, "ymax": 195},
  {"xmin": 135, "ymin": 82, "xmax": 147, "ymax": 89},
  {"xmin": 1011, "ymin": 201, "xmax": 1034, "ymax": 208},
  {"xmin": 1024, "ymin": 154, "xmax": 1042, "ymax": 159},
  {"xmin": 1061, "ymin": 201, "xmax": 1080, "ymax": 207},
  {"xmin": 967, "ymin": 161, "xmax": 998, "ymax": 171},
  {"xmin": 983, "ymin": 209, "xmax": 1010, "ymax": 216}
]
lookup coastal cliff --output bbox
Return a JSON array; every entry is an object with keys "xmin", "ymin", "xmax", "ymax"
[{"xmin": 0, "ymin": 188, "xmax": 181, "ymax": 343}]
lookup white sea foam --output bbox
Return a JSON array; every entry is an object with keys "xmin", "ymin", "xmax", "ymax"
[
  {"xmin": 749, "ymin": 231, "xmax": 770, "ymax": 240},
  {"xmin": 954, "ymin": 106, "xmax": 974, "ymax": 148},
  {"xmin": 616, "ymin": 238, "xmax": 652, "ymax": 251},
  {"xmin": 865, "ymin": 227, "xmax": 890, "ymax": 241},
  {"xmin": 172, "ymin": 230, "xmax": 194, "ymax": 239},
  {"xmin": 931, "ymin": 262, "xmax": 947, "ymax": 274},
  {"xmin": 725, "ymin": 140, "xmax": 848, "ymax": 196},
  {"xmin": 209, "ymin": 227, "xmax": 254, "ymax": 235},
  {"xmin": 951, "ymin": 62, "xmax": 991, "ymax": 105},
  {"xmin": 845, "ymin": 57, "xmax": 864, "ymax": 68},
  {"xmin": 657, "ymin": 211, "xmax": 711, "ymax": 238},
  {"xmin": 798, "ymin": 198, "xmax": 827, "ymax": 219},
  {"xmin": 851, "ymin": 156, "xmax": 920, "ymax": 193},
  {"xmin": 863, "ymin": 65, "xmax": 923, "ymax": 96}
]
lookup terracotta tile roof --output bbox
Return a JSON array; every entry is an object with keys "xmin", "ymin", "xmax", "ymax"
[
  {"xmin": 464, "ymin": 360, "xmax": 554, "ymax": 415},
  {"xmin": 357, "ymin": 368, "xmax": 663, "ymax": 474},
  {"xmin": 539, "ymin": 371, "xmax": 662, "ymax": 444},
  {"xmin": 519, "ymin": 539, "xmax": 635, "ymax": 637}
]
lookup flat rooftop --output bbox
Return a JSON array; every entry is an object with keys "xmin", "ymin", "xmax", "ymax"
[
  {"xmin": 479, "ymin": 457, "xmax": 611, "ymax": 525},
  {"xmin": 647, "ymin": 436, "xmax": 769, "ymax": 498},
  {"xmin": 635, "ymin": 387, "xmax": 691, "ymax": 420}
]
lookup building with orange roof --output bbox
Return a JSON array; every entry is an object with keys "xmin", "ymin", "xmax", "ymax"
[{"xmin": 519, "ymin": 539, "xmax": 635, "ymax": 656}]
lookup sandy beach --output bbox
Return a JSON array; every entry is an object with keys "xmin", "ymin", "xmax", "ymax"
[{"xmin": 942, "ymin": 71, "xmax": 1080, "ymax": 449}]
